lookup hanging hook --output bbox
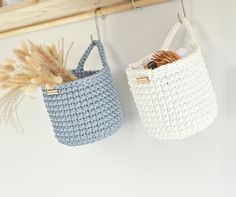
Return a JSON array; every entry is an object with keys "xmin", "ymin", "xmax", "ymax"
[
  {"xmin": 178, "ymin": 0, "xmax": 186, "ymax": 23},
  {"xmin": 130, "ymin": 0, "xmax": 137, "ymax": 9},
  {"xmin": 90, "ymin": 8, "xmax": 101, "ymax": 42}
]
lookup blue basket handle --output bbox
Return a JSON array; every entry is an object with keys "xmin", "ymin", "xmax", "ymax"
[{"xmin": 77, "ymin": 40, "xmax": 108, "ymax": 72}]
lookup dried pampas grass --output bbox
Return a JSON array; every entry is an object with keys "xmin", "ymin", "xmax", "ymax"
[{"xmin": 0, "ymin": 40, "xmax": 77, "ymax": 129}]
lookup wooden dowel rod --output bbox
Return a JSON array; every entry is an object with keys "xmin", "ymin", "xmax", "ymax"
[
  {"xmin": 0, "ymin": 0, "xmax": 37, "ymax": 14},
  {"xmin": 0, "ymin": 0, "xmax": 167, "ymax": 39}
]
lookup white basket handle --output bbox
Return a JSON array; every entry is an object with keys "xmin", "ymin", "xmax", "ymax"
[{"xmin": 161, "ymin": 18, "xmax": 197, "ymax": 50}]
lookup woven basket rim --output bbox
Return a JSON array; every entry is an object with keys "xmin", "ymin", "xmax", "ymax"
[
  {"xmin": 126, "ymin": 46, "xmax": 200, "ymax": 75},
  {"xmin": 42, "ymin": 65, "xmax": 109, "ymax": 90}
]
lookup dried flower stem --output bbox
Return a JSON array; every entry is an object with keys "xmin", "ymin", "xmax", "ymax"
[{"xmin": 0, "ymin": 87, "xmax": 24, "ymax": 129}]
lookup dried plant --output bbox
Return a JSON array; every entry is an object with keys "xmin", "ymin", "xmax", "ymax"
[{"xmin": 0, "ymin": 40, "xmax": 77, "ymax": 129}]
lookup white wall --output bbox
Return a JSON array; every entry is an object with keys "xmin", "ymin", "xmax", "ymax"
[{"xmin": 0, "ymin": 0, "xmax": 235, "ymax": 197}]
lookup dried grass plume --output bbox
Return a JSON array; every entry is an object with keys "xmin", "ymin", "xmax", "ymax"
[{"xmin": 0, "ymin": 40, "xmax": 77, "ymax": 129}]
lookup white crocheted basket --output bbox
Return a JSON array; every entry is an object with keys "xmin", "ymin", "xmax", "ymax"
[{"xmin": 126, "ymin": 18, "xmax": 218, "ymax": 140}]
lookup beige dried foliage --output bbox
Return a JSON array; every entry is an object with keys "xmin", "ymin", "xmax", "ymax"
[
  {"xmin": 11, "ymin": 74, "xmax": 31, "ymax": 82},
  {"xmin": 31, "ymin": 76, "xmax": 47, "ymax": 86},
  {"xmin": 0, "ymin": 40, "xmax": 77, "ymax": 129},
  {"xmin": 0, "ymin": 87, "xmax": 25, "ymax": 129},
  {"xmin": 53, "ymin": 76, "xmax": 63, "ymax": 84},
  {"xmin": 24, "ymin": 84, "xmax": 38, "ymax": 96},
  {"xmin": 0, "ymin": 65, "xmax": 15, "ymax": 73},
  {"xmin": 0, "ymin": 74, "xmax": 11, "ymax": 81},
  {"xmin": 45, "ymin": 81, "xmax": 57, "ymax": 90},
  {"xmin": 3, "ymin": 58, "xmax": 16, "ymax": 65}
]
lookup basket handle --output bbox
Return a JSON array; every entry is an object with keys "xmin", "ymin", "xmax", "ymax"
[
  {"xmin": 77, "ymin": 40, "xmax": 108, "ymax": 71},
  {"xmin": 161, "ymin": 18, "xmax": 197, "ymax": 50}
]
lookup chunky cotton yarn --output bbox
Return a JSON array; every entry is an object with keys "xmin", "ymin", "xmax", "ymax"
[
  {"xmin": 42, "ymin": 41, "xmax": 123, "ymax": 146},
  {"xmin": 126, "ymin": 18, "xmax": 217, "ymax": 140}
]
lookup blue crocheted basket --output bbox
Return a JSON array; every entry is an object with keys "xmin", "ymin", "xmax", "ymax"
[{"xmin": 42, "ymin": 40, "xmax": 123, "ymax": 146}]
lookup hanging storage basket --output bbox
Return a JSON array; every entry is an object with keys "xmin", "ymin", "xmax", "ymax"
[
  {"xmin": 126, "ymin": 18, "xmax": 218, "ymax": 140},
  {"xmin": 42, "ymin": 40, "xmax": 123, "ymax": 146}
]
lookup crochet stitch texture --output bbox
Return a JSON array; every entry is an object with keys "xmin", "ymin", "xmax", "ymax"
[
  {"xmin": 42, "ymin": 41, "xmax": 123, "ymax": 146},
  {"xmin": 126, "ymin": 18, "xmax": 218, "ymax": 140}
]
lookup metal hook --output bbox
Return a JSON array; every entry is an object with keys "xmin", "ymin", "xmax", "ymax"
[
  {"xmin": 90, "ymin": 8, "xmax": 101, "ymax": 42},
  {"xmin": 130, "ymin": 0, "xmax": 137, "ymax": 9},
  {"xmin": 178, "ymin": 0, "xmax": 186, "ymax": 23}
]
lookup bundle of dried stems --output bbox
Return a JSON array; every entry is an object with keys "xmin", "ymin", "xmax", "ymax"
[{"xmin": 0, "ymin": 40, "xmax": 77, "ymax": 129}]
